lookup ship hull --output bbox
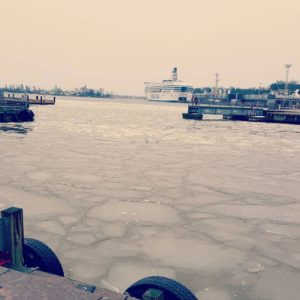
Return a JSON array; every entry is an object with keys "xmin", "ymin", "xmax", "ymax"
[{"xmin": 145, "ymin": 90, "xmax": 193, "ymax": 102}]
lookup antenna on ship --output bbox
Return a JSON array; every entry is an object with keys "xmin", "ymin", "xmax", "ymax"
[
  {"xmin": 172, "ymin": 67, "xmax": 178, "ymax": 81},
  {"xmin": 284, "ymin": 64, "xmax": 292, "ymax": 96},
  {"xmin": 214, "ymin": 73, "xmax": 219, "ymax": 99}
]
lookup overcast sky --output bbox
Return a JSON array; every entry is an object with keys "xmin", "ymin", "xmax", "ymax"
[{"xmin": 0, "ymin": 0, "xmax": 299, "ymax": 95}]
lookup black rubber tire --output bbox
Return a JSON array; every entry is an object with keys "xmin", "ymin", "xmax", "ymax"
[
  {"xmin": 125, "ymin": 276, "xmax": 197, "ymax": 300},
  {"xmin": 23, "ymin": 238, "xmax": 64, "ymax": 276}
]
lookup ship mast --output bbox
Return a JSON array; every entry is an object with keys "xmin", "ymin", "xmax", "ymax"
[
  {"xmin": 172, "ymin": 67, "xmax": 178, "ymax": 81},
  {"xmin": 214, "ymin": 73, "xmax": 219, "ymax": 99}
]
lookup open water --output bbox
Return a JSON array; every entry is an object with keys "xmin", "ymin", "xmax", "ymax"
[{"xmin": 0, "ymin": 97, "xmax": 300, "ymax": 299}]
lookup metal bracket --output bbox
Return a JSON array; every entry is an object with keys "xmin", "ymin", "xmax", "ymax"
[{"xmin": 76, "ymin": 283, "xmax": 96, "ymax": 293}]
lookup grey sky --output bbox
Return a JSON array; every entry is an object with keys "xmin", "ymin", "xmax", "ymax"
[{"xmin": 1, "ymin": 0, "xmax": 299, "ymax": 95}]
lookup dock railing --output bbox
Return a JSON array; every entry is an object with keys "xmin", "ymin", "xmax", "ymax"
[
  {"xmin": 2, "ymin": 93, "xmax": 56, "ymax": 105},
  {"xmin": 189, "ymin": 99, "xmax": 300, "ymax": 110}
]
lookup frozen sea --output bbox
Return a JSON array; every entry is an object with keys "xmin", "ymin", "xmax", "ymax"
[{"xmin": 0, "ymin": 97, "xmax": 300, "ymax": 299}]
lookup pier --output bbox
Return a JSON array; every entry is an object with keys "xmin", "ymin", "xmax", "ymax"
[
  {"xmin": 5, "ymin": 93, "xmax": 56, "ymax": 105},
  {"xmin": 183, "ymin": 104, "xmax": 300, "ymax": 124},
  {"xmin": 0, "ymin": 97, "xmax": 34, "ymax": 122},
  {"xmin": 29, "ymin": 95, "xmax": 56, "ymax": 105}
]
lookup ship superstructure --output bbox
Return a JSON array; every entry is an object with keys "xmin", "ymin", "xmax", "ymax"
[{"xmin": 145, "ymin": 68, "xmax": 193, "ymax": 102}]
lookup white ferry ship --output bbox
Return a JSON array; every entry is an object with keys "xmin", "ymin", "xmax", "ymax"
[{"xmin": 145, "ymin": 68, "xmax": 193, "ymax": 102}]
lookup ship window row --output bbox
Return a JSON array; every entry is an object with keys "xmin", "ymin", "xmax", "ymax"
[
  {"xmin": 146, "ymin": 87, "xmax": 193, "ymax": 93},
  {"xmin": 162, "ymin": 87, "xmax": 193, "ymax": 92},
  {"xmin": 163, "ymin": 86, "xmax": 193, "ymax": 89},
  {"xmin": 145, "ymin": 88, "xmax": 162, "ymax": 92}
]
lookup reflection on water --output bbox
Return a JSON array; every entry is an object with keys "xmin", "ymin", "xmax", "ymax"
[
  {"xmin": 0, "ymin": 124, "xmax": 32, "ymax": 135},
  {"xmin": 0, "ymin": 97, "xmax": 300, "ymax": 300}
]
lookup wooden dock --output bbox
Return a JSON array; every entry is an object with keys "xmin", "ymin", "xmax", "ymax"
[
  {"xmin": 29, "ymin": 95, "xmax": 56, "ymax": 105},
  {"xmin": 4, "ymin": 93, "xmax": 56, "ymax": 105},
  {"xmin": 183, "ymin": 104, "xmax": 300, "ymax": 124}
]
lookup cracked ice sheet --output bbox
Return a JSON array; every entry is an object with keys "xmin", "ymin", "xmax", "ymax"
[{"xmin": 0, "ymin": 98, "xmax": 300, "ymax": 299}]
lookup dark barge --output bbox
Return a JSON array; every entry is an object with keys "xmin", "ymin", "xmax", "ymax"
[{"xmin": 0, "ymin": 97, "xmax": 34, "ymax": 122}]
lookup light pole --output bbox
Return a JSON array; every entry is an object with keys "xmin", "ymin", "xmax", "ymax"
[{"xmin": 284, "ymin": 64, "xmax": 292, "ymax": 97}]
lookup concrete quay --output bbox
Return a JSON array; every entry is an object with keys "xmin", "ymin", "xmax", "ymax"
[
  {"xmin": 0, "ymin": 266, "xmax": 136, "ymax": 300},
  {"xmin": 183, "ymin": 104, "xmax": 300, "ymax": 124}
]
